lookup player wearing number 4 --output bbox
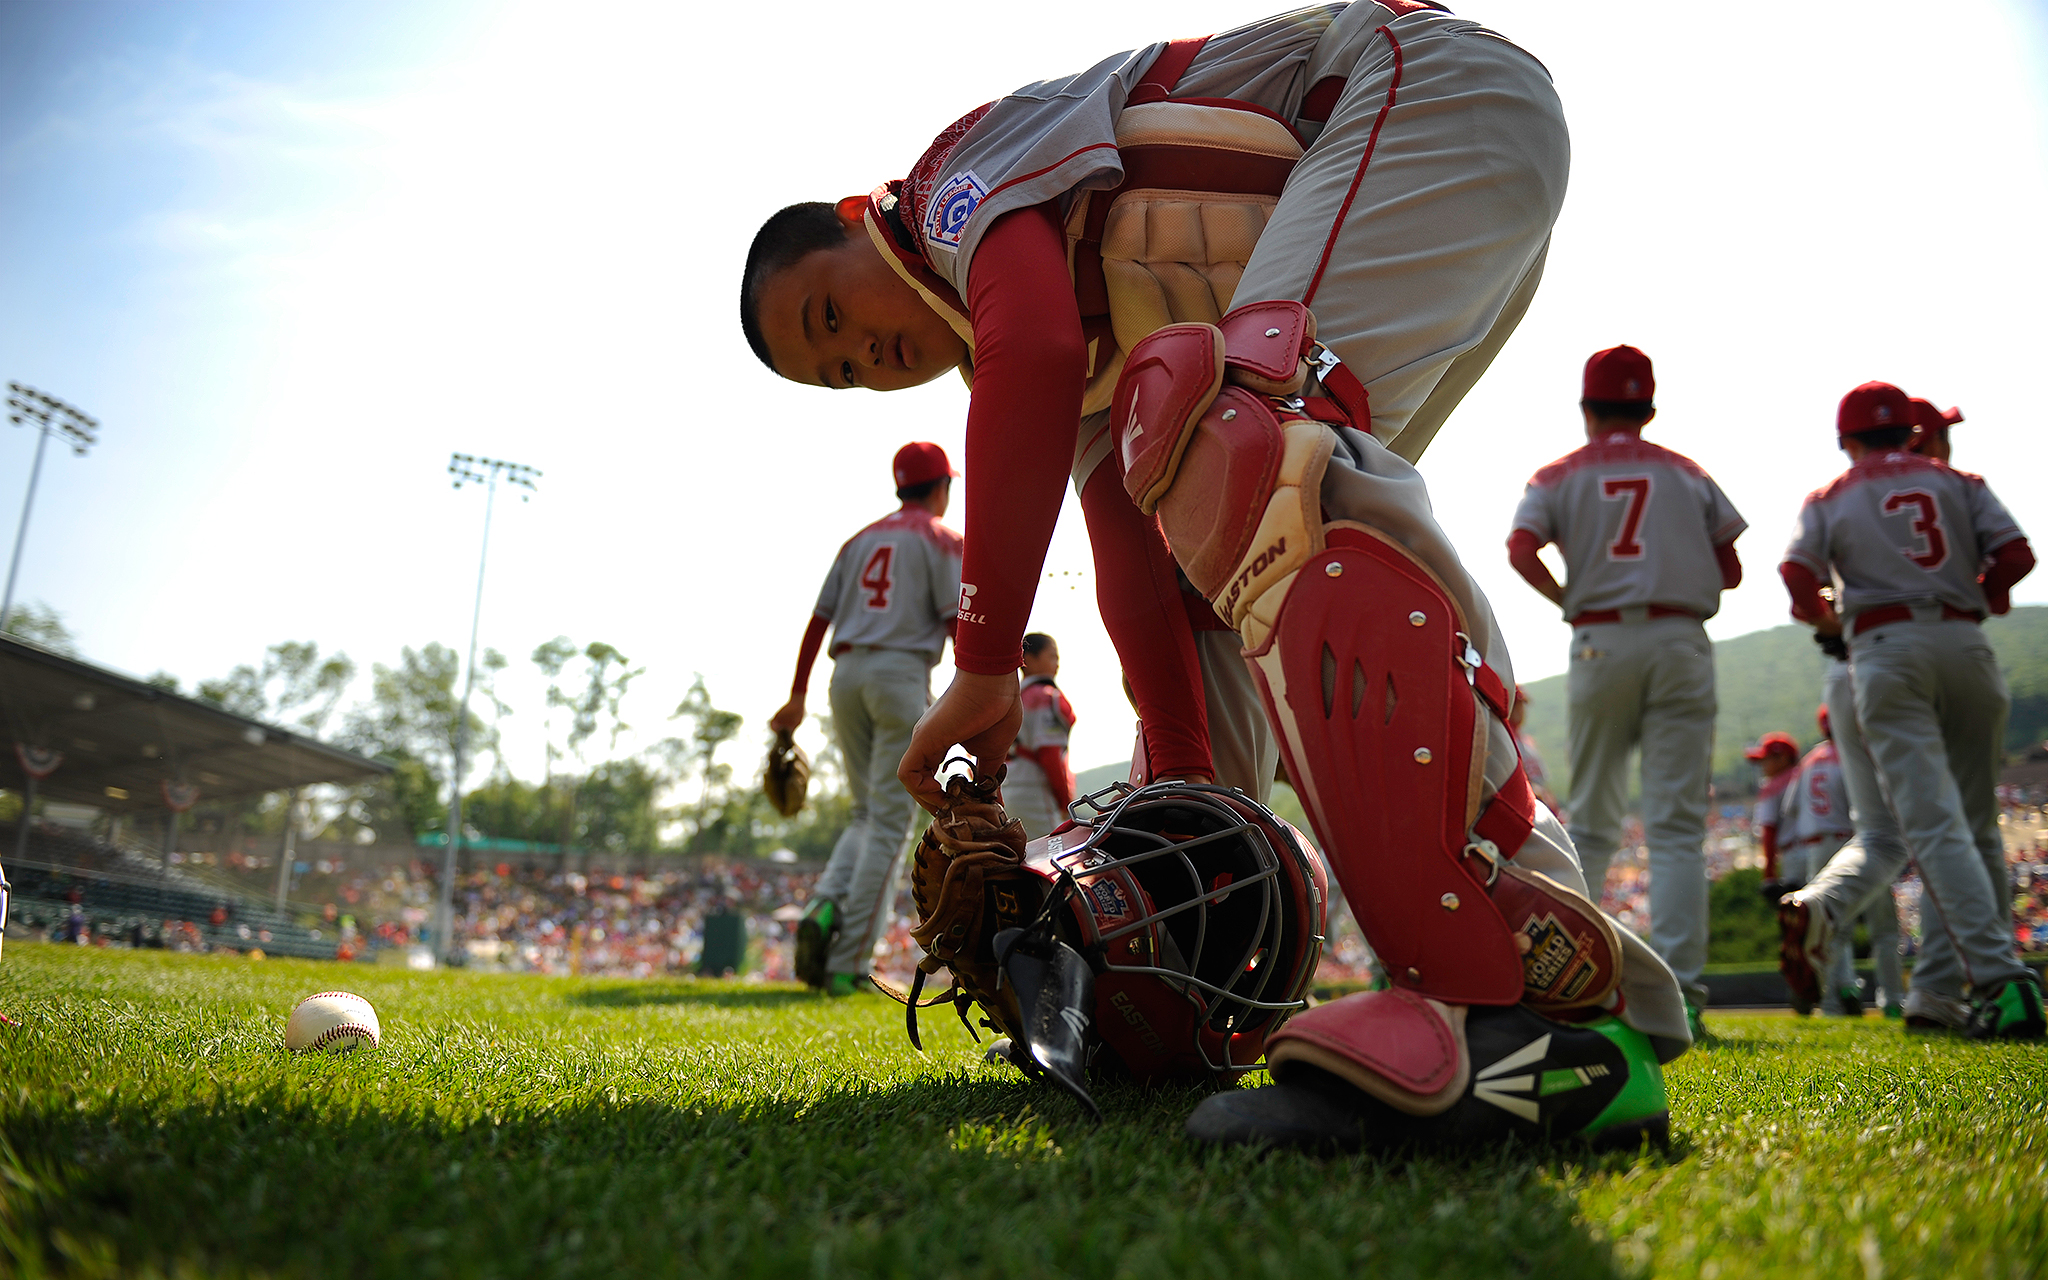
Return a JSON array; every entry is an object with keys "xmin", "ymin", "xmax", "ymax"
[
  {"xmin": 1510, "ymin": 345, "xmax": 1747, "ymax": 1037},
  {"xmin": 1778, "ymin": 381, "xmax": 2043, "ymax": 1039},
  {"xmin": 771, "ymin": 442, "xmax": 964, "ymax": 995}
]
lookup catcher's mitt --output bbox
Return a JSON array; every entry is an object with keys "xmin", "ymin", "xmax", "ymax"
[
  {"xmin": 873, "ymin": 766, "xmax": 1046, "ymax": 1047},
  {"xmin": 763, "ymin": 729, "xmax": 810, "ymax": 817}
]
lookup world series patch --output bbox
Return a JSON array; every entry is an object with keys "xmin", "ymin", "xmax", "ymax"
[{"xmin": 925, "ymin": 170, "xmax": 988, "ymax": 250}]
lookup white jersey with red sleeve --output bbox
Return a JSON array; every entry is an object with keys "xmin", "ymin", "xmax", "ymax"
[
  {"xmin": 812, "ymin": 507, "xmax": 964, "ymax": 658},
  {"xmin": 1753, "ymin": 767, "xmax": 1796, "ymax": 842},
  {"xmin": 1510, "ymin": 433, "xmax": 1747, "ymax": 620},
  {"xmin": 1782, "ymin": 740, "xmax": 1854, "ymax": 845},
  {"xmin": 893, "ymin": 5, "xmax": 1365, "ymax": 294},
  {"xmin": 1782, "ymin": 451, "xmax": 2023, "ymax": 622},
  {"xmin": 1015, "ymin": 675, "xmax": 1078, "ymax": 760}
]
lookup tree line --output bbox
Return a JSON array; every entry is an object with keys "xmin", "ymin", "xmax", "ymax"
[{"xmin": 5, "ymin": 604, "xmax": 847, "ymax": 862}]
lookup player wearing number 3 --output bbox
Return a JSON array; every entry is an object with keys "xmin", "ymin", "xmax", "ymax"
[
  {"xmin": 1509, "ymin": 345, "xmax": 1746, "ymax": 1035},
  {"xmin": 771, "ymin": 442, "xmax": 964, "ymax": 994},
  {"xmin": 1779, "ymin": 382, "xmax": 2043, "ymax": 1039}
]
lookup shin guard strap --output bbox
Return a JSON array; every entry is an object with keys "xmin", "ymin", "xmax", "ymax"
[{"xmin": 1266, "ymin": 989, "xmax": 1469, "ymax": 1116}]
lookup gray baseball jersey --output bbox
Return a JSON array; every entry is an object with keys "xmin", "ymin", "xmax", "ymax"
[
  {"xmin": 1783, "ymin": 451, "xmax": 2022, "ymax": 621},
  {"xmin": 1782, "ymin": 741, "xmax": 1854, "ymax": 845},
  {"xmin": 1512, "ymin": 434, "xmax": 1747, "ymax": 620},
  {"xmin": 812, "ymin": 508, "xmax": 964, "ymax": 658},
  {"xmin": 897, "ymin": 4, "xmax": 1380, "ymax": 295}
]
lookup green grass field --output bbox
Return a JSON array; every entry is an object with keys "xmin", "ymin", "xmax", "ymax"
[{"xmin": 3, "ymin": 943, "xmax": 2044, "ymax": 1280}]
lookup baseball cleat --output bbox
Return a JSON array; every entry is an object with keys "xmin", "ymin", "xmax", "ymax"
[
  {"xmin": 825, "ymin": 972, "xmax": 865, "ymax": 998},
  {"xmin": 794, "ymin": 899, "xmax": 836, "ymax": 989},
  {"xmin": 1777, "ymin": 895, "xmax": 1830, "ymax": 1014},
  {"xmin": 1837, "ymin": 984, "xmax": 1865, "ymax": 1018},
  {"xmin": 1964, "ymin": 978, "xmax": 2046, "ymax": 1041},
  {"xmin": 1901, "ymin": 987, "xmax": 1971, "ymax": 1035},
  {"xmin": 1184, "ymin": 1005, "xmax": 1670, "ymax": 1154},
  {"xmin": 1685, "ymin": 998, "xmax": 1712, "ymax": 1042},
  {"xmin": 1882, "ymin": 1004, "xmax": 1904, "ymax": 1020}
]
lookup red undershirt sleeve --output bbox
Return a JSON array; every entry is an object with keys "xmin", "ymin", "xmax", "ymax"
[
  {"xmin": 1779, "ymin": 561, "xmax": 1829, "ymax": 624},
  {"xmin": 1761, "ymin": 823, "xmax": 1779, "ymax": 879},
  {"xmin": 1981, "ymin": 537, "xmax": 2035, "ymax": 615},
  {"xmin": 1507, "ymin": 528, "xmax": 1561, "ymax": 597},
  {"xmin": 951, "ymin": 203, "xmax": 1088, "ymax": 676},
  {"xmin": 1031, "ymin": 745, "xmax": 1073, "ymax": 811},
  {"xmin": 1715, "ymin": 541, "xmax": 1743, "ymax": 591},
  {"xmin": 790, "ymin": 614, "xmax": 829, "ymax": 697}
]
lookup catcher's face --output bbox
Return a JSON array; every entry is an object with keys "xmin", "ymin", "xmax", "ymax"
[{"xmin": 756, "ymin": 218, "xmax": 966, "ymax": 393}]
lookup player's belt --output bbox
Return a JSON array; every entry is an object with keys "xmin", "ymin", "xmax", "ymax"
[
  {"xmin": 1792, "ymin": 832, "xmax": 1853, "ymax": 847},
  {"xmin": 1568, "ymin": 604, "xmax": 1699, "ymax": 627},
  {"xmin": 1849, "ymin": 603, "xmax": 1982, "ymax": 636},
  {"xmin": 831, "ymin": 642, "xmax": 926, "ymax": 657}
]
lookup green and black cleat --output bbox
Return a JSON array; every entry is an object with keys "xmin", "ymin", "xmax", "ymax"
[
  {"xmin": 794, "ymin": 899, "xmax": 836, "ymax": 990},
  {"xmin": 1185, "ymin": 1004, "xmax": 1670, "ymax": 1155},
  {"xmin": 1965, "ymin": 977, "xmax": 2046, "ymax": 1041}
]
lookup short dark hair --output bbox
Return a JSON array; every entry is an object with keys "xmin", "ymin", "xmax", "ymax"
[
  {"xmin": 1850, "ymin": 425, "xmax": 1915, "ymax": 449},
  {"xmin": 1022, "ymin": 633, "xmax": 1055, "ymax": 657},
  {"xmin": 895, "ymin": 477, "xmax": 946, "ymax": 503},
  {"xmin": 1581, "ymin": 398, "xmax": 1655, "ymax": 426},
  {"xmin": 740, "ymin": 202, "xmax": 848, "ymax": 373}
]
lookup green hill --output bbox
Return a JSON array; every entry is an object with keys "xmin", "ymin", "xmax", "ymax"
[{"xmin": 1516, "ymin": 605, "xmax": 2048, "ymax": 797}]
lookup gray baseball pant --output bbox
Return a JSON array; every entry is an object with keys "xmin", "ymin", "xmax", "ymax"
[
  {"xmin": 1565, "ymin": 615, "xmax": 1717, "ymax": 1007},
  {"xmin": 1808, "ymin": 618, "xmax": 2026, "ymax": 1000},
  {"xmin": 819, "ymin": 647, "xmax": 931, "ymax": 976},
  {"xmin": 1797, "ymin": 830, "xmax": 1904, "ymax": 1012},
  {"xmin": 1851, "ymin": 618, "xmax": 2023, "ymax": 999}
]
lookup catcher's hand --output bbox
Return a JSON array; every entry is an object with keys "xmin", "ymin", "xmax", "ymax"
[
  {"xmin": 1813, "ymin": 631, "xmax": 1848, "ymax": 660},
  {"xmin": 899, "ymin": 671, "xmax": 1022, "ymax": 815}
]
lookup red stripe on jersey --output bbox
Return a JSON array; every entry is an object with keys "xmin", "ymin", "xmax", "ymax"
[
  {"xmin": 1804, "ymin": 450, "xmax": 1989, "ymax": 505},
  {"xmin": 1525, "ymin": 435, "xmax": 1714, "ymax": 489}
]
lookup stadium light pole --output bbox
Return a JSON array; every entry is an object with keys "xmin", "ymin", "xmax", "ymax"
[
  {"xmin": 2, "ymin": 384, "xmax": 98, "ymax": 634},
  {"xmin": 435, "ymin": 453, "xmax": 539, "ymax": 965}
]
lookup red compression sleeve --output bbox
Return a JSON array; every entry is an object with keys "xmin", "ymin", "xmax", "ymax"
[
  {"xmin": 1080, "ymin": 463, "xmax": 1214, "ymax": 781},
  {"xmin": 1032, "ymin": 745, "xmax": 1074, "ymax": 811},
  {"xmin": 790, "ymin": 614, "xmax": 829, "ymax": 697},
  {"xmin": 1507, "ymin": 528, "xmax": 1563, "ymax": 599},
  {"xmin": 1715, "ymin": 541, "xmax": 1743, "ymax": 590},
  {"xmin": 1761, "ymin": 825, "xmax": 1779, "ymax": 880},
  {"xmin": 951, "ymin": 203, "xmax": 1088, "ymax": 675},
  {"xmin": 1981, "ymin": 537, "xmax": 2035, "ymax": 615},
  {"xmin": 1780, "ymin": 561, "xmax": 1829, "ymax": 624}
]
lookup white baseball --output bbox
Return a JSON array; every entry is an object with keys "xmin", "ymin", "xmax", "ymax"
[{"xmin": 284, "ymin": 991, "xmax": 381, "ymax": 1053}]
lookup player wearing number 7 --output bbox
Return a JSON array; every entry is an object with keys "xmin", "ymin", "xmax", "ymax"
[
  {"xmin": 770, "ymin": 442, "xmax": 964, "ymax": 994},
  {"xmin": 1509, "ymin": 345, "xmax": 1746, "ymax": 1036}
]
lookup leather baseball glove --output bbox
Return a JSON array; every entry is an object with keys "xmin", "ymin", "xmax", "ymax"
[
  {"xmin": 763, "ymin": 729, "xmax": 811, "ymax": 817},
  {"xmin": 873, "ymin": 767, "xmax": 1047, "ymax": 1047}
]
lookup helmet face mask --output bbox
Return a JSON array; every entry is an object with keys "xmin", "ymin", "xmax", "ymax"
[{"xmin": 1022, "ymin": 781, "xmax": 1329, "ymax": 1085}]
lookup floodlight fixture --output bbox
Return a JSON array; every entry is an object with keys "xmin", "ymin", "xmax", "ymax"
[
  {"xmin": 434, "ymin": 451, "xmax": 541, "ymax": 964},
  {"xmin": 3, "ymin": 383, "xmax": 100, "ymax": 633}
]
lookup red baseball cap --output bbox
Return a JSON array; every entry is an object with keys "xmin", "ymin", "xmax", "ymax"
[
  {"xmin": 1745, "ymin": 732, "xmax": 1799, "ymax": 762},
  {"xmin": 1583, "ymin": 345, "xmax": 1655, "ymax": 403},
  {"xmin": 1837, "ymin": 382, "xmax": 1914, "ymax": 438},
  {"xmin": 892, "ymin": 441, "xmax": 958, "ymax": 488},
  {"xmin": 1910, "ymin": 397, "xmax": 1963, "ymax": 430}
]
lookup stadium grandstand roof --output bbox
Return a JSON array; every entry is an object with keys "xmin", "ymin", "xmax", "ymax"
[{"xmin": 0, "ymin": 634, "xmax": 390, "ymax": 813}]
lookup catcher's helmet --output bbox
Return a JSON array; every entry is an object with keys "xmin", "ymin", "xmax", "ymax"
[{"xmin": 1027, "ymin": 780, "xmax": 1329, "ymax": 1084}]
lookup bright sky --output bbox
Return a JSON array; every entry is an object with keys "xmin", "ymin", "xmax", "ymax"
[{"xmin": 3, "ymin": 1, "xmax": 2045, "ymax": 791}]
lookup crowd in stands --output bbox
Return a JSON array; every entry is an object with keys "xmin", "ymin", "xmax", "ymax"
[{"xmin": 17, "ymin": 790, "xmax": 2048, "ymax": 978}]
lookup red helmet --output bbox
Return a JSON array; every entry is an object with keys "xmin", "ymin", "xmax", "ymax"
[{"xmin": 1025, "ymin": 780, "xmax": 1329, "ymax": 1084}]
